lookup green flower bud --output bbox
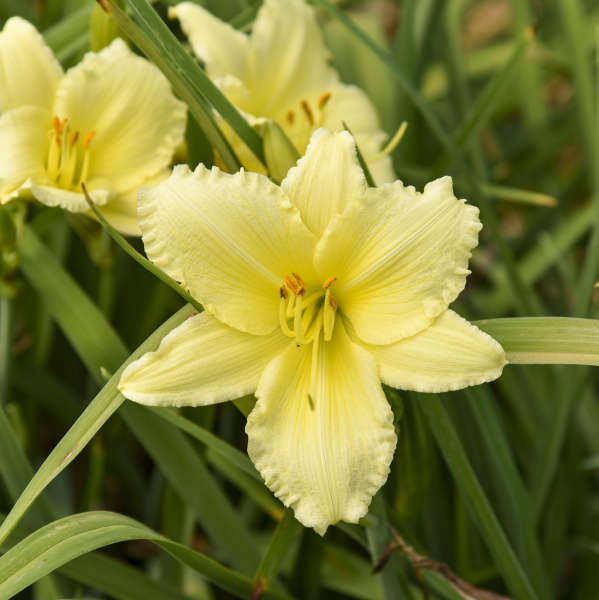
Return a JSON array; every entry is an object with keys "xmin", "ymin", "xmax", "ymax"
[{"xmin": 259, "ymin": 120, "xmax": 300, "ymax": 184}]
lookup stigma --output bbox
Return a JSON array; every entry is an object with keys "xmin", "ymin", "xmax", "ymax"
[
  {"xmin": 278, "ymin": 273, "xmax": 338, "ymax": 346},
  {"xmin": 46, "ymin": 116, "xmax": 96, "ymax": 191}
]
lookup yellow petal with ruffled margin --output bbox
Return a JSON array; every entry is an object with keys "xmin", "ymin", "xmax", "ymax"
[
  {"xmin": 0, "ymin": 17, "xmax": 63, "ymax": 113},
  {"xmin": 321, "ymin": 83, "xmax": 394, "ymax": 185},
  {"xmin": 169, "ymin": 2, "xmax": 249, "ymax": 81},
  {"xmin": 358, "ymin": 310, "xmax": 507, "ymax": 392},
  {"xmin": 281, "ymin": 129, "xmax": 366, "ymax": 238},
  {"xmin": 0, "ymin": 106, "xmax": 49, "ymax": 202},
  {"xmin": 247, "ymin": 0, "xmax": 336, "ymax": 116},
  {"xmin": 315, "ymin": 176, "xmax": 481, "ymax": 345},
  {"xmin": 246, "ymin": 319, "xmax": 396, "ymax": 535},
  {"xmin": 53, "ymin": 38, "xmax": 186, "ymax": 194},
  {"xmin": 119, "ymin": 312, "xmax": 291, "ymax": 406},
  {"xmin": 138, "ymin": 164, "xmax": 317, "ymax": 336}
]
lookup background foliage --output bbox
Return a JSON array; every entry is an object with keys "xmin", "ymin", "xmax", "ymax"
[{"xmin": 1, "ymin": 0, "xmax": 599, "ymax": 598}]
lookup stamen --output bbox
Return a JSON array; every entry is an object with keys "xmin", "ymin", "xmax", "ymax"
[
  {"xmin": 279, "ymin": 285, "xmax": 288, "ymax": 299},
  {"xmin": 70, "ymin": 131, "xmax": 79, "ymax": 147},
  {"xmin": 323, "ymin": 288, "xmax": 337, "ymax": 342},
  {"xmin": 286, "ymin": 110, "xmax": 295, "ymax": 125},
  {"xmin": 377, "ymin": 121, "xmax": 408, "ymax": 158},
  {"xmin": 318, "ymin": 92, "xmax": 331, "ymax": 110},
  {"xmin": 279, "ymin": 296, "xmax": 295, "ymax": 337},
  {"xmin": 309, "ymin": 311, "xmax": 323, "ymax": 408},
  {"xmin": 300, "ymin": 100, "xmax": 314, "ymax": 125},
  {"xmin": 292, "ymin": 272, "xmax": 305, "ymax": 289},
  {"xmin": 284, "ymin": 275, "xmax": 300, "ymax": 296},
  {"xmin": 286, "ymin": 292, "xmax": 296, "ymax": 319},
  {"xmin": 323, "ymin": 276, "xmax": 337, "ymax": 290},
  {"xmin": 294, "ymin": 292, "xmax": 304, "ymax": 344},
  {"xmin": 82, "ymin": 131, "xmax": 96, "ymax": 149}
]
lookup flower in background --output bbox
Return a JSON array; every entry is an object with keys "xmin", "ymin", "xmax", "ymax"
[
  {"xmin": 118, "ymin": 128, "xmax": 506, "ymax": 534},
  {"xmin": 0, "ymin": 17, "xmax": 186, "ymax": 235},
  {"xmin": 170, "ymin": 0, "xmax": 394, "ymax": 184}
]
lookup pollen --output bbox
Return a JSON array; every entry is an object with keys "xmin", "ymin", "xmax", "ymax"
[
  {"xmin": 300, "ymin": 100, "xmax": 314, "ymax": 125},
  {"xmin": 323, "ymin": 276, "xmax": 336, "ymax": 290},
  {"xmin": 83, "ymin": 131, "xmax": 96, "ymax": 149},
  {"xmin": 318, "ymin": 91, "xmax": 331, "ymax": 110}
]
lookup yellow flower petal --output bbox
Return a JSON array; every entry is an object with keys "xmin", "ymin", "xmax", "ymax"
[
  {"xmin": 53, "ymin": 38, "xmax": 186, "ymax": 193},
  {"xmin": 119, "ymin": 312, "xmax": 290, "ymax": 406},
  {"xmin": 315, "ymin": 176, "xmax": 481, "ymax": 344},
  {"xmin": 169, "ymin": 2, "xmax": 248, "ymax": 80},
  {"xmin": 0, "ymin": 17, "xmax": 63, "ymax": 113},
  {"xmin": 358, "ymin": 310, "xmax": 507, "ymax": 392},
  {"xmin": 246, "ymin": 320, "xmax": 396, "ymax": 535},
  {"xmin": 281, "ymin": 129, "xmax": 366, "ymax": 238},
  {"xmin": 321, "ymin": 83, "xmax": 394, "ymax": 185},
  {"xmin": 247, "ymin": 0, "xmax": 336, "ymax": 116},
  {"xmin": 0, "ymin": 106, "xmax": 50, "ymax": 202},
  {"xmin": 28, "ymin": 181, "xmax": 112, "ymax": 212},
  {"xmin": 138, "ymin": 165, "xmax": 318, "ymax": 335},
  {"xmin": 96, "ymin": 170, "xmax": 170, "ymax": 237}
]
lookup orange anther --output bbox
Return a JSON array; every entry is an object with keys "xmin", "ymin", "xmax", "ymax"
[
  {"xmin": 70, "ymin": 131, "xmax": 79, "ymax": 146},
  {"xmin": 323, "ymin": 276, "xmax": 337, "ymax": 290},
  {"xmin": 292, "ymin": 272, "xmax": 305, "ymax": 289},
  {"xmin": 279, "ymin": 285, "xmax": 288, "ymax": 299},
  {"xmin": 58, "ymin": 118, "xmax": 67, "ymax": 133},
  {"xmin": 300, "ymin": 100, "xmax": 314, "ymax": 125},
  {"xmin": 284, "ymin": 275, "xmax": 299, "ymax": 295},
  {"xmin": 52, "ymin": 116, "xmax": 60, "ymax": 134},
  {"xmin": 318, "ymin": 92, "xmax": 331, "ymax": 110},
  {"xmin": 83, "ymin": 131, "xmax": 96, "ymax": 149},
  {"xmin": 286, "ymin": 110, "xmax": 295, "ymax": 125}
]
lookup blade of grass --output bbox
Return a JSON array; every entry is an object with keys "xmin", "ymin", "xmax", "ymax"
[
  {"xmin": 0, "ymin": 302, "xmax": 194, "ymax": 546},
  {"xmin": 0, "ymin": 511, "xmax": 289, "ymax": 600},
  {"xmin": 464, "ymin": 387, "xmax": 550, "ymax": 599},
  {"xmin": 418, "ymin": 396, "xmax": 538, "ymax": 600},
  {"xmin": 573, "ymin": 27, "xmax": 599, "ymax": 317},
  {"xmin": 104, "ymin": 0, "xmax": 241, "ymax": 172},
  {"xmin": 253, "ymin": 508, "xmax": 300, "ymax": 593},
  {"xmin": 475, "ymin": 317, "xmax": 599, "ymax": 365}
]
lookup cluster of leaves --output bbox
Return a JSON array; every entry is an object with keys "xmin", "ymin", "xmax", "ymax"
[{"xmin": 1, "ymin": 0, "xmax": 599, "ymax": 599}]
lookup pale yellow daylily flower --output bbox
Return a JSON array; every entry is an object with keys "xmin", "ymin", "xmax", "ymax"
[
  {"xmin": 170, "ymin": 0, "xmax": 394, "ymax": 184},
  {"xmin": 0, "ymin": 17, "xmax": 186, "ymax": 235},
  {"xmin": 118, "ymin": 129, "xmax": 507, "ymax": 534}
]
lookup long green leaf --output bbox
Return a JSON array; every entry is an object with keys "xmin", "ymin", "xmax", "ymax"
[
  {"xmin": 475, "ymin": 317, "xmax": 599, "ymax": 365},
  {"xmin": 0, "ymin": 511, "xmax": 288, "ymax": 600},
  {"xmin": 0, "ymin": 302, "xmax": 194, "ymax": 546},
  {"xmin": 418, "ymin": 396, "xmax": 538, "ymax": 600}
]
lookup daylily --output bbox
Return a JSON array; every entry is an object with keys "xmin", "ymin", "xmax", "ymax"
[
  {"xmin": 0, "ymin": 17, "xmax": 186, "ymax": 235},
  {"xmin": 119, "ymin": 129, "xmax": 507, "ymax": 534},
  {"xmin": 170, "ymin": 0, "xmax": 394, "ymax": 184}
]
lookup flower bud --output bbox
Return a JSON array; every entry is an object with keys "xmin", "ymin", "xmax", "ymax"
[
  {"xmin": 259, "ymin": 120, "xmax": 300, "ymax": 184},
  {"xmin": 89, "ymin": 1, "xmax": 125, "ymax": 52}
]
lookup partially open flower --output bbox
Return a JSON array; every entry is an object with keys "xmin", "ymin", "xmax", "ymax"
[
  {"xmin": 118, "ymin": 129, "xmax": 507, "ymax": 534},
  {"xmin": 0, "ymin": 17, "xmax": 186, "ymax": 235},
  {"xmin": 170, "ymin": 0, "xmax": 394, "ymax": 184}
]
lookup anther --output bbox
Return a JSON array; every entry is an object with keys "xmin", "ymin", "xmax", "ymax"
[
  {"xmin": 286, "ymin": 110, "xmax": 295, "ymax": 125},
  {"xmin": 300, "ymin": 100, "xmax": 314, "ymax": 125},
  {"xmin": 318, "ymin": 92, "xmax": 331, "ymax": 110},
  {"xmin": 292, "ymin": 272, "xmax": 305, "ymax": 289},
  {"xmin": 83, "ymin": 131, "xmax": 96, "ymax": 149},
  {"xmin": 284, "ymin": 275, "xmax": 300, "ymax": 296},
  {"xmin": 323, "ymin": 276, "xmax": 336, "ymax": 290},
  {"xmin": 70, "ymin": 131, "xmax": 79, "ymax": 147},
  {"xmin": 279, "ymin": 285, "xmax": 288, "ymax": 299}
]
